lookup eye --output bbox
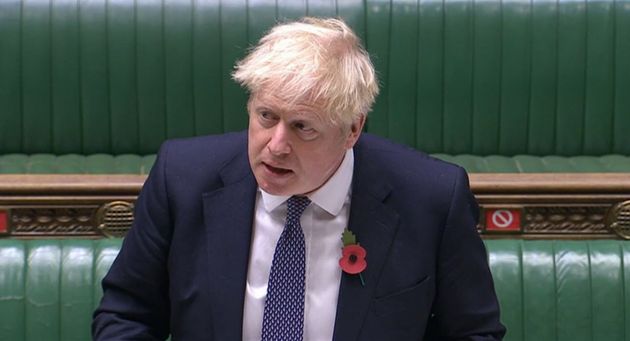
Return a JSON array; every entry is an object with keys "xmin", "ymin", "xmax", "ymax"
[
  {"xmin": 294, "ymin": 122, "xmax": 312, "ymax": 131},
  {"xmin": 259, "ymin": 110, "xmax": 272, "ymax": 120},
  {"xmin": 293, "ymin": 122, "xmax": 318, "ymax": 140},
  {"xmin": 257, "ymin": 110, "xmax": 277, "ymax": 126}
]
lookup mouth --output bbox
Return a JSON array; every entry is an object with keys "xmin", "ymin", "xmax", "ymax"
[{"xmin": 263, "ymin": 162, "xmax": 293, "ymax": 175}]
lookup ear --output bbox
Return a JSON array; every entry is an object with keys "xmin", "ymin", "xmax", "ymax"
[{"xmin": 344, "ymin": 114, "xmax": 366, "ymax": 149}]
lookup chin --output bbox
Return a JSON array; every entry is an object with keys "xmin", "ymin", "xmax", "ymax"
[
  {"xmin": 256, "ymin": 178, "xmax": 293, "ymax": 196},
  {"xmin": 261, "ymin": 181, "xmax": 312, "ymax": 196},
  {"xmin": 265, "ymin": 187, "xmax": 298, "ymax": 196}
]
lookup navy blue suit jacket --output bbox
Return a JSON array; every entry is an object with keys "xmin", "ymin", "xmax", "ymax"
[{"xmin": 93, "ymin": 132, "xmax": 505, "ymax": 340}]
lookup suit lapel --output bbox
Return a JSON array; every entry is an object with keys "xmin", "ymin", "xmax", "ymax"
[
  {"xmin": 333, "ymin": 141, "xmax": 401, "ymax": 340},
  {"xmin": 199, "ymin": 135, "xmax": 400, "ymax": 339},
  {"xmin": 202, "ymin": 153, "xmax": 257, "ymax": 340}
]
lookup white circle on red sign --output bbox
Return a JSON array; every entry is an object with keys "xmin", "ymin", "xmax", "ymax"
[{"xmin": 491, "ymin": 210, "xmax": 514, "ymax": 228}]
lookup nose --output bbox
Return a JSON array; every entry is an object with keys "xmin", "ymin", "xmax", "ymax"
[{"xmin": 267, "ymin": 123, "xmax": 292, "ymax": 156}]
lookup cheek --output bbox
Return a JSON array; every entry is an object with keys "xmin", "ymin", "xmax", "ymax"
[
  {"xmin": 248, "ymin": 123, "xmax": 268, "ymax": 152},
  {"xmin": 301, "ymin": 148, "xmax": 344, "ymax": 174}
]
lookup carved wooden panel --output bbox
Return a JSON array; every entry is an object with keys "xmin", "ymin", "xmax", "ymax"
[
  {"xmin": 1, "ymin": 202, "xmax": 136, "ymax": 238},
  {"xmin": 1, "ymin": 174, "xmax": 629, "ymax": 239},
  {"xmin": 523, "ymin": 206, "xmax": 608, "ymax": 234},
  {"xmin": 10, "ymin": 207, "xmax": 97, "ymax": 236},
  {"xmin": 606, "ymin": 200, "xmax": 630, "ymax": 239}
]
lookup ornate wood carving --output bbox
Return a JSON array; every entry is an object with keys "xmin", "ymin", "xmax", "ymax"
[
  {"xmin": 2, "ymin": 202, "xmax": 136, "ymax": 238},
  {"xmin": 522, "ymin": 206, "xmax": 608, "ymax": 234},
  {"xmin": 96, "ymin": 201, "xmax": 135, "ymax": 238},
  {"xmin": 1, "ymin": 174, "xmax": 629, "ymax": 239},
  {"xmin": 606, "ymin": 200, "xmax": 630, "ymax": 239},
  {"xmin": 10, "ymin": 206, "xmax": 97, "ymax": 236}
]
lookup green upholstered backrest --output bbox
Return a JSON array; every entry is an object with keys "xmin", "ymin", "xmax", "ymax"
[
  {"xmin": 1, "ymin": 0, "xmax": 629, "ymax": 156},
  {"xmin": 0, "ymin": 154, "xmax": 156, "ymax": 174},
  {"xmin": 1, "ymin": 239, "xmax": 629, "ymax": 340},
  {"xmin": 487, "ymin": 240, "xmax": 630, "ymax": 341},
  {"xmin": 3, "ymin": 153, "xmax": 630, "ymax": 174},
  {"xmin": 0, "ymin": 239, "xmax": 119, "ymax": 341}
]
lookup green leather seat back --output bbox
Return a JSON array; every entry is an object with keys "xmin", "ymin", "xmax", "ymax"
[
  {"xmin": 0, "ymin": 154, "xmax": 156, "ymax": 174},
  {"xmin": 3, "ymin": 153, "xmax": 630, "ymax": 174},
  {"xmin": 0, "ymin": 239, "xmax": 120, "ymax": 341},
  {"xmin": 487, "ymin": 240, "xmax": 630, "ymax": 341},
  {"xmin": 1, "ymin": 239, "xmax": 630, "ymax": 340},
  {"xmin": 436, "ymin": 154, "xmax": 630, "ymax": 173},
  {"xmin": 1, "ymin": 0, "xmax": 629, "ymax": 156}
]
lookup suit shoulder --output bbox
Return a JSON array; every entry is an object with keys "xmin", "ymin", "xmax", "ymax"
[
  {"xmin": 354, "ymin": 134, "xmax": 474, "ymax": 229},
  {"xmin": 357, "ymin": 133, "xmax": 465, "ymax": 183},
  {"xmin": 154, "ymin": 131, "xmax": 248, "ymax": 182},
  {"xmin": 160, "ymin": 132, "xmax": 246, "ymax": 161},
  {"xmin": 354, "ymin": 134, "xmax": 471, "ymax": 213}
]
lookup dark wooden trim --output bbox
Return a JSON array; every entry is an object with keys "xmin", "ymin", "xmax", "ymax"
[
  {"xmin": 470, "ymin": 173, "xmax": 630, "ymax": 194},
  {"xmin": 0, "ymin": 175, "xmax": 145, "ymax": 194},
  {"xmin": 1, "ymin": 174, "xmax": 629, "ymax": 239},
  {"xmin": 0, "ymin": 173, "xmax": 630, "ymax": 194},
  {"xmin": 2, "ymin": 173, "xmax": 629, "ymax": 195}
]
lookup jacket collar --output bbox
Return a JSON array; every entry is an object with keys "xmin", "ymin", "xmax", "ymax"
[
  {"xmin": 202, "ymin": 147, "xmax": 257, "ymax": 340},
  {"xmin": 332, "ymin": 136, "xmax": 401, "ymax": 340}
]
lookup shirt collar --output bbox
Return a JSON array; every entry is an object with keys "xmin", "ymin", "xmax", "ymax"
[{"xmin": 260, "ymin": 148, "xmax": 354, "ymax": 216}]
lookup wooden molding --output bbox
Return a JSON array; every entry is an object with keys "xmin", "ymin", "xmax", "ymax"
[
  {"xmin": 1, "ymin": 173, "xmax": 629, "ymax": 239},
  {"xmin": 470, "ymin": 173, "xmax": 630, "ymax": 194},
  {"xmin": 3, "ymin": 173, "xmax": 628, "ymax": 195},
  {"xmin": 0, "ymin": 175, "xmax": 145, "ymax": 195}
]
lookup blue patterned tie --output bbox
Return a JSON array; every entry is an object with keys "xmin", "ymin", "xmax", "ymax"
[{"xmin": 261, "ymin": 196, "xmax": 311, "ymax": 341}]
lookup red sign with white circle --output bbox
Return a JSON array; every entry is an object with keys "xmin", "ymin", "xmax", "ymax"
[
  {"xmin": 0, "ymin": 211, "xmax": 7, "ymax": 234},
  {"xmin": 485, "ymin": 209, "xmax": 521, "ymax": 231}
]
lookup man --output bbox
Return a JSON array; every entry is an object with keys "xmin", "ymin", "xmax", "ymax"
[{"xmin": 93, "ymin": 17, "xmax": 505, "ymax": 340}]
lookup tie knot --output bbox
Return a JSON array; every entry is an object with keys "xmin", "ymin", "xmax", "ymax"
[{"xmin": 287, "ymin": 196, "xmax": 311, "ymax": 221}]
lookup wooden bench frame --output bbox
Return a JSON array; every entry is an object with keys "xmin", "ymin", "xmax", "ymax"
[{"xmin": 1, "ymin": 174, "xmax": 629, "ymax": 239}]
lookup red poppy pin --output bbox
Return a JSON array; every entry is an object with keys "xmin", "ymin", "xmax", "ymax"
[{"xmin": 339, "ymin": 228, "xmax": 367, "ymax": 286}]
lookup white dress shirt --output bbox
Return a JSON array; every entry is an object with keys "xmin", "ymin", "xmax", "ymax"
[{"xmin": 242, "ymin": 149, "xmax": 354, "ymax": 341}]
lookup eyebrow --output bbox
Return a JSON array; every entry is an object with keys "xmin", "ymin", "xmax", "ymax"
[
  {"xmin": 253, "ymin": 104, "xmax": 273, "ymax": 111},
  {"xmin": 252, "ymin": 100, "xmax": 323, "ymax": 122}
]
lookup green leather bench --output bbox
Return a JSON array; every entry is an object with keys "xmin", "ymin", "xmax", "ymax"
[
  {"xmin": 1, "ymin": 239, "xmax": 629, "ymax": 340},
  {"xmin": 1, "ymin": 0, "xmax": 629, "ymax": 174}
]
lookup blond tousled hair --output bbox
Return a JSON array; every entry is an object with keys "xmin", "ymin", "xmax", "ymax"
[{"xmin": 232, "ymin": 17, "xmax": 379, "ymax": 127}]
